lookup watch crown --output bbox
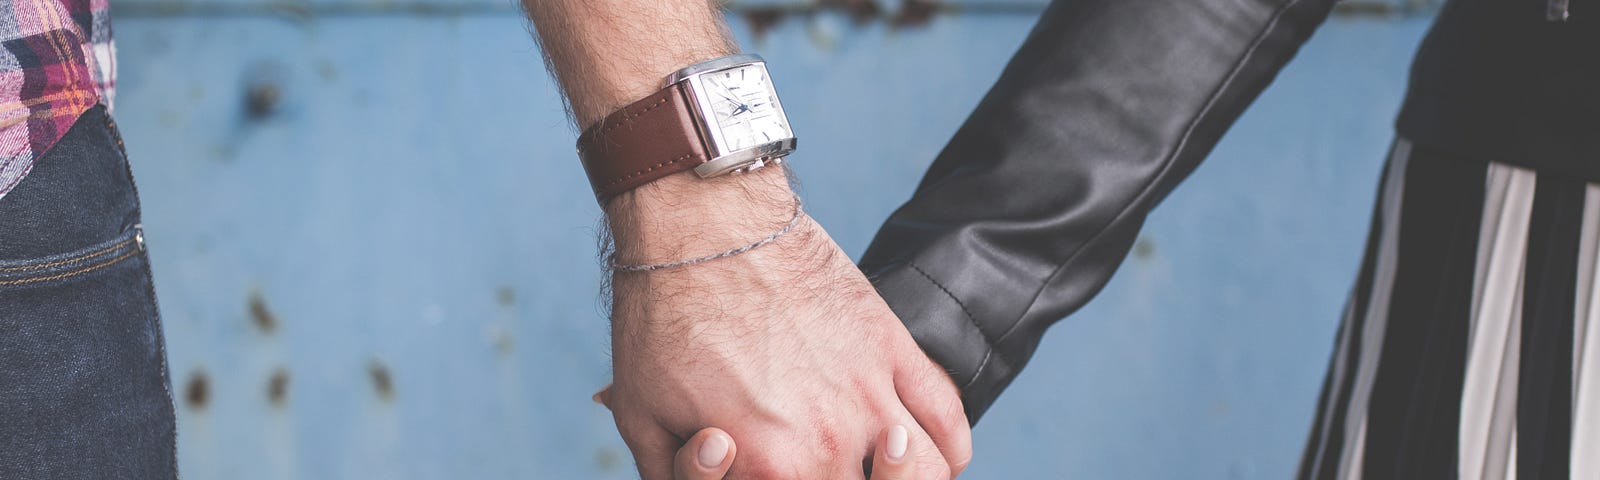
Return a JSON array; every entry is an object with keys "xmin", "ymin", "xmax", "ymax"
[{"xmin": 736, "ymin": 158, "xmax": 771, "ymax": 174}]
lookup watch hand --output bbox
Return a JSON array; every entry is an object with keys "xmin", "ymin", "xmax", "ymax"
[
  {"xmin": 714, "ymin": 91, "xmax": 744, "ymax": 108},
  {"xmin": 712, "ymin": 89, "xmax": 754, "ymax": 116}
]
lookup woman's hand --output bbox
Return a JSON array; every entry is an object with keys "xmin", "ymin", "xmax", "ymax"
[{"xmin": 672, "ymin": 425, "xmax": 945, "ymax": 480}]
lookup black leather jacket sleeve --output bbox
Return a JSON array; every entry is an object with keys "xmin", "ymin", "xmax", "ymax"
[{"xmin": 859, "ymin": 0, "xmax": 1339, "ymax": 423}]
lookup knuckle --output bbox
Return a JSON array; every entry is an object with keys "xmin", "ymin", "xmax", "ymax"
[
  {"xmin": 924, "ymin": 377, "xmax": 969, "ymax": 433},
  {"xmin": 808, "ymin": 422, "xmax": 846, "ymax": 459},
  {"xmin": 855, "ymin": 328, "xmax": 892, "ymax": 358},
  {"xmin": 920, "ymin": 363, "xmax": 959, "ymax": 395},
  {"xmin": 941, "ymin": 396, "xmax": 970, "ymax": 437}
]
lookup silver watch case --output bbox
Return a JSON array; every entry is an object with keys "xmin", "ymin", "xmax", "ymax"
[{"xmin": 665, "ymin": 54, "xmax": 798, "ymax": 178}]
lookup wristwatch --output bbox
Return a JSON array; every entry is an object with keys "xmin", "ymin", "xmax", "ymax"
[{"xmin": 576, "ymin": 54, "xmax": 798, "ymax": 202}]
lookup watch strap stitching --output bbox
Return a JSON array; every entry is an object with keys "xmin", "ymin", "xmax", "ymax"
[
  {"xmin": 586, "ymin": 94, "xmax": 672, "ymax": 141},
  {"xmin": 597, "ymin": 152, "xmax": 702, "ymax": 195},
  {"xmin": 576, "ymin": 82, "xmax": 710, "ymax": 203}
]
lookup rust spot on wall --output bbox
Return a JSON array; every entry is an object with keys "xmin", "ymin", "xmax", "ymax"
[
  {"xmin": 267, "ymin": 367, "xmax": 290, "ymax": 408},
  {"xmin": 368, "ymin": 360, "xmax": 395, "ymax": 402},
  {"xmin": 892, "ymin": 0, "xmax": 939, "ymax": 27},
  {"xmin": 489, "ymin": 326, "xmax": 515, "ymax": 355},
  {"xmin": 185, "ymin": 369, "xmax": 210, "ymax": 411},
  {"xmin": 243, "ymin": 61, "xmax": 288, "ymax": 120},
  {"xmin": 315, "ymin": 59, "xmax": 340, "ymax": 82},
  {"xmin": 743, "ymin": 6, "xmax": 785, "ymax": 39},
  {"xmin": 821, "ymin": 0, "xmax": 882, "ymax": 24},
  {"xmin": 246, "ymin": 83, "xmax": 281, "ymax": 118},
  {"xmin": 739, "ymin": 0, "xmax": 952, "ymax": 42},
  {"xmin": 593, "ymin": 447, "xmax": 622, "ymax": 472},
  {"xmin": 249, "ymin": 292, "xmax": 278, "ymax": 334},
  {"xmin": 1133, "ymin": 237, "xmax": 1157, "ymax": 260},
  {"xmin": 496, "ymin": 286, "xmax": 516, "ymax": 307}
]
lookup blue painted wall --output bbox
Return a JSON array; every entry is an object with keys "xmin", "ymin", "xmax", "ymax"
[{"xmin": 109, "ymin": 1, "xmax": 1437, "ymax": 478}]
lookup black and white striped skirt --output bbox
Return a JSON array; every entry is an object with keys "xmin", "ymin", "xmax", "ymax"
[{"xmin": 1298, "ymin": 139, "xmax": 1600, "ymax": 479}]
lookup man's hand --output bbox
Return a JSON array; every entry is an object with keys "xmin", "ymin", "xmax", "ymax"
[
  {"xmin": 673, "ymin": 425, "xmax": 936, "ymax": 480},
  {"xmin": 522, "ymin": 1, "xmax": 971, "ymax": 476},
  {"xmin": 598, "ymin": 168, "xmax": 972, "ymax": 479}
]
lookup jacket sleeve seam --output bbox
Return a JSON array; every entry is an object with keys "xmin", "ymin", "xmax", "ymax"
[
  {"xmin": 908, "ymin": 261, "xmax": 1005, "ymax": 391},
  {"xmin": 995, "ymin": 0, "xmax": 1317, "ymax": 345}
]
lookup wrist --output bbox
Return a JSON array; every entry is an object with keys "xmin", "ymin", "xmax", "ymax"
[{"xmin": 604, "ymin": 166, "xmax": 796, "ymax": 265}]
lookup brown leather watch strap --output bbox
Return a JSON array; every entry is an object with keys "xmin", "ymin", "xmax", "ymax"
[{"xmin": 576, "ymin": 83, "xmax": 710, "ymax": 203}]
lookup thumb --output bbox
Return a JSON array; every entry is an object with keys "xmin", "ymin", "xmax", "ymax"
[
  {"xmin": 872, "ymin": 418, "xmax": 952, "ymax": 480},
  {"xmin": 592, "ymin": 384, "xmax": 614, "ymax": 410},
  {"xmin": 674, "ymin": 428, "xmax": 736, "ymax": 480},
  {"xmin": 869, "ymin": 424, "xmax": 915, "ymax": 480}
]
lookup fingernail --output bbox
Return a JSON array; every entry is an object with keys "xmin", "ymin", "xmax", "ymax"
[
  {"xmin": 698, "ymin": 433, "xmax": 730, "ymax": 469},
  {"xmin": 887, "ymin": 425, "xmax": 908, "ymax": 461}
]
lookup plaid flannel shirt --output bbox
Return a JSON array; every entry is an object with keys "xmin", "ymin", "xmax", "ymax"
[{"xmin": 0, "ymin": 0, "xmax": 113, "ymax": 201}]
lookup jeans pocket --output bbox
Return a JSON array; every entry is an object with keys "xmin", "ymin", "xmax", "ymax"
[
  {"xmin": 0, "ymin": 107, "xmax": 176, "ymax": 479},
  {"xmin": 0, "ymin": 225, "xmax": 143, "ymax": 287},
  {"xmin": 0, "ymin": 229, "xmax": 177, "ymax": 480}
]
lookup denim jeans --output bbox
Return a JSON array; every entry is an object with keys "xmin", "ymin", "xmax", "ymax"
[{"xmin": 0, "ymin": 105, "xmax": 177, "ymax": 479}]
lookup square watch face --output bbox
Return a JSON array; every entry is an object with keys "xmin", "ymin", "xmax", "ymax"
[{"xmin": 691, "ymin": 63, "xmax": 792, "ymax": 155}]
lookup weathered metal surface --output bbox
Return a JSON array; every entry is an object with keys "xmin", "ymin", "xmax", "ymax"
[{"xmin": 110, "ymin": 2, "xmax": 1436, "ymax": 478}]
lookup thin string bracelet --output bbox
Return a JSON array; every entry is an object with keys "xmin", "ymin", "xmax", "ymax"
[{"xmin": 610, "ymin": 195, "xmax": 804, "ymax": 273}]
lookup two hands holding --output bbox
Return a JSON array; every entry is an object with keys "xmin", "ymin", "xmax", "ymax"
[
  {"xmin": 521, "ymin": 2, "xmax": 970, "ymax": 476},
  {"xmin": 594, "ymin": 169, "xmax": 972, "ymax": 479}
]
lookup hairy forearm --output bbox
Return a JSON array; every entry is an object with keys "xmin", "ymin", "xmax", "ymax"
[{"xmin": 524, "ymin": 0, "xmax": 737, "ymax": 129}]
